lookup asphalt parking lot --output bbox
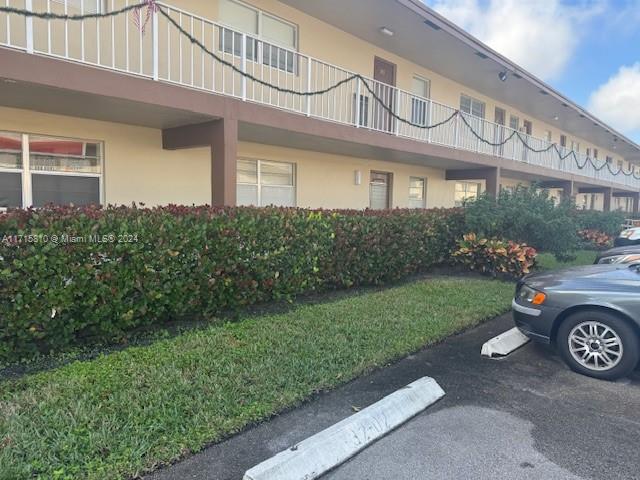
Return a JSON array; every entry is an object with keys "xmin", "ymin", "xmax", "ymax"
[{"xmin": 148, "ymin": 313, "xmax": 640, "ymax": 480}]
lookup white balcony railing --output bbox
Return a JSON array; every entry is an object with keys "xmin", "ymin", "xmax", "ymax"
[{"xmin": 1, "ymin": 0, "xmax": 639, "ymax": 189}]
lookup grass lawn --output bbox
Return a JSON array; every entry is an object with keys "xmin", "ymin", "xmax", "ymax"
[
  {"xmin": 0, "ymin": 277, "xmax": 513, "ymax": 480},
  {"xmin": 535, "ymin": 250, "xmax": 598, "ymax": 271}
]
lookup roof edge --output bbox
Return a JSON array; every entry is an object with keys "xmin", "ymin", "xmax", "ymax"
[{"xmin": 396, "ymin": 0, "xmax": 640, "ymax": 155}]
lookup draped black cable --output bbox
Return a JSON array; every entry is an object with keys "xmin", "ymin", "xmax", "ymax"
[{"xmin": 1, "ymin": 4, "xmax": 638, "ymax": 180}]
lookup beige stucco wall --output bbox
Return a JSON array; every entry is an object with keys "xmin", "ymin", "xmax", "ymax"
[
  {"xmin": 239, "ymin": 142, "xmax": 463, "ymax": 209},
  {"xmin": 0, "ymin": 106, "xmax": 211, "ymax": 206},
  {"xmin": 2, "ymin": 106, "xmax": 473, "ymax": 208}
]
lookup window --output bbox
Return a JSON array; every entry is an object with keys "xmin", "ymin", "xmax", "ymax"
[
  {"xmin": 408, "ymin": 177, "xmax": 426, "ymax": 209},
  {"xmin": 586, "ymin": 147, "xmax": 591, "ymax": 157},
  {"xmin": 606, "ymin": 156, "xmax": 613, "ymax": 164},
  {"xmin": 460, "ymin": 95, "xmax": 485, "ymax": 118},
  {"xmin": 51, "ymin": 0, "xmax": 104, "ymax": 13},
  {"xmin": 219, "ymin": 0, "xmax": 297, "ymax": 73},
  {"xmin": 593, "ymin": 148, "xmax": 599, "ymax": 159},
  {"xmin": 544, "ymin": 130, "xmax": 552, "ymax": 143},
  {"xmin": 0, "ymin": 131, "xmax": 102, "ymax": 208},
  {"xmin": 522, "ymin": 120, "xmax": 532, "ymax": 135},
  {"xmin": 411, "ymin": 76, "xmax": 430, "ymax": 126},
  {"xmin": 236, "ymin": 158, "xmax": 296, "ymax": 207},
  {"xmin": 454, "ymin": 181, "xmax": 480, "ymax": 207},
  {"xmin": 570, "ymin": 141, "xmax": 580, "ymax": 153},
  {"xmin": 509, "ymin": 115, "xmax": 519, "ymax": 131},
  {"xmin": 617, "ymin": 160, "xmax": 624, "ymax": 170},
  {"xmin": 560, "ymin": 135, "xmax": 567, "ymax": 148},
  {"xmin": 370, "ymin": 171, "xmax": 392, "ymax": 210}
]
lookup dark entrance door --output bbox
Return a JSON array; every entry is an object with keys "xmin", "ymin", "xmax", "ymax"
[{"xmin": 373, "ymin": 56, "xmax": 397, "ymax": 132}]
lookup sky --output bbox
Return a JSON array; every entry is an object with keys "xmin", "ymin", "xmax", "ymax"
[{"xmin": 422, "ymin": 0, "xmax": 640, "ymax": 143}]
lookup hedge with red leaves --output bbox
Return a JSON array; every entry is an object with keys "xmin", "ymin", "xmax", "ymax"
[{"xmin": 0, "ymin": 205, "xmax": 464, "ymax": 360}]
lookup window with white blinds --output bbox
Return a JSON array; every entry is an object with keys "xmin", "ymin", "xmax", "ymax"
[
  {"xmin": 454, "ymin": 181, "xmax": 480, "ymax": 207},
  {"xmin": 411, "ymin": 76, "xmax": 430, "ymax": 125},
  {"xmin": 408, "ymin": 177, "xmax": 426, "ymax": 208},
  {"xmin": 51, "ymin": 0, "xmax": 103, "ymax": 13},
  {"xmin": 219, "ymin": 0, "xmax": 297, "ymax": 72},
  {"xmin": 370, "ymin": 171, "xmax": 391, "ymax": 210},
  {"xmin": 460, "ymin": 95, "xmax": 485, "ymax": 119},
  {"xmin": 237, "ymin": 158, "xmax": 296, "ymax": 207}
]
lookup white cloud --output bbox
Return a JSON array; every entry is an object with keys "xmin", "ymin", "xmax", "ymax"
[
  {"xmin": 426, "ymin": 0, "xmax": 603, "ymax": 81},
  {"xmin": 588, "ymin": 63, "xmax": 640, "ymax": 138}
]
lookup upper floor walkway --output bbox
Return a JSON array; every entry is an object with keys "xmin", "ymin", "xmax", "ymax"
[{"xmin": 1, "ymin": 0, "xmax": 639, "ymax": 190}]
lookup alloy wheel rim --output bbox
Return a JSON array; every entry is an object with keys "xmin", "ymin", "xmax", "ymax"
[{"xmin": 568, "ymin": 321, "xmax": 624, "ymax": 371}]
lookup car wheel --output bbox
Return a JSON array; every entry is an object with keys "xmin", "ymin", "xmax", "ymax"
[{"xmin": 557, "ymin": 310, "xmax": 640, "ymax": 380}]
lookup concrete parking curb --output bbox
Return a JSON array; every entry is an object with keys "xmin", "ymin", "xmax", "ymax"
[
  {"xmin": 481, "ymin": 327, "xmax": 530, "ymax": 358},
  {"xmin": 243, "ymin": 376, "xmax": 445, "ymax": 480}
]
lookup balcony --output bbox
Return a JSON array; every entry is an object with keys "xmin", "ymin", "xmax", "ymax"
[{"xmin": 1, "ymin": 0, "xmax": 638, "ymax": 189}]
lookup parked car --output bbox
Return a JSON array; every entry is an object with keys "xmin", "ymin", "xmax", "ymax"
[
  {"xmin": 595, "ymin": 246, "xmax": 640, "ymax": 265},
  {"xmin": 513, "ymin": 263, "xmax": 640, "ymax": 380},
  {"xmin": 615, "ymin": 227, "xmax": 640, "ymax": 247}
]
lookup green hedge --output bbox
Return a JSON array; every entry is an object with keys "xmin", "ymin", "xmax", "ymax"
[{"xmin": 0, "ymin": 206, "xmax": 464, "ymax": 360}]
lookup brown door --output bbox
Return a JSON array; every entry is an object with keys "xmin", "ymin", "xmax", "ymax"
[{"xmin": 373, "ymin": 57, "xmax": 397, "ymax": 132}]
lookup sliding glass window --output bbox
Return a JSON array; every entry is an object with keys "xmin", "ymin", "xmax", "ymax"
[{"xmin": 0, "ymin": 131, "xmax": 103, "ymax": 208}]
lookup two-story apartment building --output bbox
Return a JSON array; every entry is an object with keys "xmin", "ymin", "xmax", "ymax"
[{"xmin": 1, "ymin": 0, "xmax": 639, "ymax": 212}]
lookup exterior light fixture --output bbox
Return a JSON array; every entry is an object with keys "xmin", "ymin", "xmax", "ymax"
[
  {"xmin": 553, "ymin": 115, "xmax": 559, "ymax": 121},
  {"xmin": 424, "ymin": 19, "xmax": 441, "ymax": 30},
  {"xmin": 498, "ymin": 71, "xmax": 508, "ymax": 82},
  {"xmin": 380, "ymin": 27, "xmax": 394, "ymax": 37}
]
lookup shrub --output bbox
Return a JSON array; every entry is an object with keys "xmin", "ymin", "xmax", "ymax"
[
  {"xmin": 453, "ymin": 233, "xmax": 537, "ymax": 278},
  {"xmin": 574, "ymin": 209, "xmax": 626, "ymax": 237},
  {"xmin": 0, "ymin": 205, "xmax": 465, "ymax": 360},
  {"xmin": 577, "ymin": 229, "xmax": 613, "ymax": 250},
  {"xmin": 463, "ymin": 186, "xmax": 578, "ymax": 259}
]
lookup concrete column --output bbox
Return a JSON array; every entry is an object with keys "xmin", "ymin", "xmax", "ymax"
[
  {"xmin": 602, "ymin": 187, "xmax": 613, "ymax": 212},
  {"xmin": 211, "ymin": 118, "xmax": 238, "ymax": 207},
  {"xmin": 162, "ymin": 119, "xmax": 238, "ymax": 207},
  {"xmin": 633, "ymin": 193, "xmax": 640, "ymax": 215},
  {"xmin": 485, "ymin": 167, "xmax": 501, "ymax": 200}
]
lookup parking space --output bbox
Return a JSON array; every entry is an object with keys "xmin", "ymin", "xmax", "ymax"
[
  {"xmin": 324, "ymin": 314, "xmax": 640, "ymax": 480},
  {"xmin": 148, "ymin": 313, "xmax": 640, "ymax": 480}
]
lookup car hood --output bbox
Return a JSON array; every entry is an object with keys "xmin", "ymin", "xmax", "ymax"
[
  {"xmin": 596, "ymin": 246, "xmax": 640, "ymax": 259},
  {"xmin": 524, "ymin": 264, "xmax": 640, "ymax": 291}
]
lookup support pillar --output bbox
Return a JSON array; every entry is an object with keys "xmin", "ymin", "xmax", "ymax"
[
  {"xmin": 211, "ymin": 118, "xmax": 238, "ymax": 207},
  {"xmin": 603, "ymin": 187, "xmax": 612, "ymax": 212},
  {"xmin": 634, "ymin": 193, "xmax": 640, "ymax": 215},
  {"xmin": 162, "ymin": 118, "xmax": 238, "ymax": 207}
]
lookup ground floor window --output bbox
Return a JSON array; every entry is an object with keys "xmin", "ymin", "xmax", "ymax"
[
  {"xmin": 454, "ymin": 181, "xmax": 480, "ymax": 206},
  {"xmin": 236, "ymin": 158, "xmax": 296, "ymax": 207},
  {"xmin": 0, "ymin": 131, "xmax": 102, "ymax": 208},
  {"xmin": 369, "ymin": 171, "xmax": 392, "ymax": 210},
  {"xmin": 614, "ymin": 196, "xmax": 633, "ymax": 213},
  {"xmin": 408, "ymin": 176, "xmax": 426, "ymax": 208}
]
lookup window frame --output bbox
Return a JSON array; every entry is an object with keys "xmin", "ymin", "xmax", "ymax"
[
  {"xmin": 218, "ymin": 0, "xmax": 299, "ymax": 74},
  {"xmin": 236, "ymin": 157, "xmax": 297, "ymax": 207},
  {"xmin": 454, "ymin": 181, "xmax": 481, "ymax": 207},
  {"xmin": 0, "ymin": 130, "xmax": 104, "ymax": 208},
  {"xmin": 410, "ymin": 75, "xmax": 431, "ymax": 126},
  {"xmin": 408, "ymin": 176, "xmax": 427, "ymax": 209},
  {"xmin": 460, "ymin": 94, "xmax": 486, "ymax": 119}
]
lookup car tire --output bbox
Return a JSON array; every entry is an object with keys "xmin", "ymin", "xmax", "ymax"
[{"xmin": 557, "ymin": 310, "xmax": 640, "ymax": 381}]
